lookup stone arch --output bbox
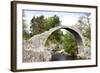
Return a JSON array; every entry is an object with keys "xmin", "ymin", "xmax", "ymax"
[
  {"xmin": 43, "ymin": 25, "xmax": 85, "ymax": 54},
  {"xmin": 23, "ymin": 25, "xmax": 85, "ymax": 62},
  {"xmin": 28, "ymin": 25, "xmax": 85, "ymax": 54}
]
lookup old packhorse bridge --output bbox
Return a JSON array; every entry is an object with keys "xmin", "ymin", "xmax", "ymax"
[{"xmin": 23, "ymin": 25, "xmax": 85, "ymax": 62}]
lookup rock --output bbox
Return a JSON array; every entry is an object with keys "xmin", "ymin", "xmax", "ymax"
[{"xmin": 23, "ymin": 50, "xmax": 52, "ymax": 62}]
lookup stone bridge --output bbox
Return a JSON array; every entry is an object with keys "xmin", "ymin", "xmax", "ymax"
[{"xmin": 23, "ymin": 25, "xmax": 85, "ymax": 62}]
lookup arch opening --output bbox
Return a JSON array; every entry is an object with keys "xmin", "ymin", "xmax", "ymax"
[{"xmin": 44, "ymin": 26, "xmax": 85, "ymax": 61}]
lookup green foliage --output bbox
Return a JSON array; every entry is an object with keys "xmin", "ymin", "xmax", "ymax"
[
  {"xmin": 75, "ymin": 16, "xmax": 91, "ymax": 48},
  {"xmin": 45, "ymin": 28, "xmax": 78, "ymax": 57},
  {"xmin": 23, "ymin": 19, "xmax": 30, "ymax": 40},
  {"xmin": 23, "ymin": 31, "xmax": 30, "ymax": 40},
  {"xmin": 30, "ymin": 15, "xmax": 60, "ymax": 36},
  {"xmin": 61, "ymin": 32, "xmax": 78, "ymax": 56}
]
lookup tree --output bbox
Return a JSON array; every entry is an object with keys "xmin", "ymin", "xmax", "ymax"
[
  {"xmin": 75, "ymin": 14, "xmax": 91, "ymax": 48},
  {"xmin": 22, "ymin": 12, "xmax": 30, "ymax": 40},
  {"xmin": 30, "ymin": 15, "xmax": 60, "ymax": 36},
  {"xmin": 61, "ymin": 31, "xmax": 78, "ymax": 57}
]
